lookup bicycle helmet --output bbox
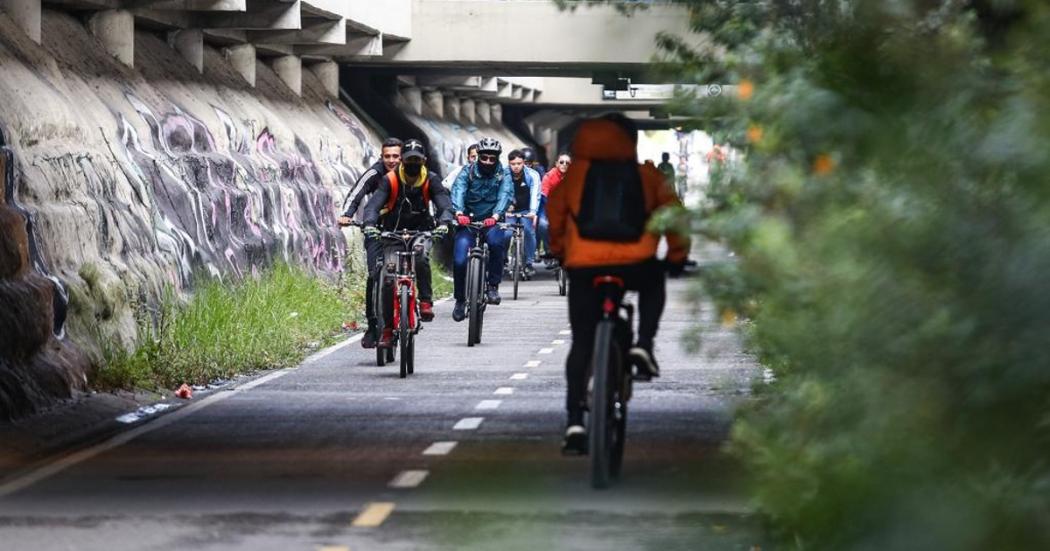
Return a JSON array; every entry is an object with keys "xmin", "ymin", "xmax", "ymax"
[
  {"xmin": 521, "ymin": 147, "xmax": 536, "ymax": 163},
  {"xmin": 476, "ymin": 137, "xmax": 502, "ymax": 156}
]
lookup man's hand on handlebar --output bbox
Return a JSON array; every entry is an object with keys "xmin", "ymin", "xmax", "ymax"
[
  {"xmin": 483, "ymin": 216, "xmax": 497, "ymax": 228},
  {"xmin": 336, "ymin": 215, "xmax": 353, "ymax": 227},
  {"xmin": 666, "ymin": 258, "xmax": 688, "ymax": 278},
  {"xmin": 456, "ymin": 213, "xmax": 471, "ymax": 226}
]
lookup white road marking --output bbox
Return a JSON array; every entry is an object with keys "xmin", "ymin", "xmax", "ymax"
[
  {"xmin": 475, "ymin": 400, "xmax": 502, "ymax": 410},
  {"xmin": 352, "ymin": 502, "xmax": 396, "ymax": 527},
  {"xmin": 538, "ymin": 348, "xmax": 554, "ymax": 354},
  {"xmin": 524, "ymin": 360, "xmax": 541, "ymax": 367},
  {"xmin": 422, "ymin": 441, "xmax": 458, "ymax": 456},
  {"xmin": 453, "ymin": 417, "xmax": 484, "ymax": 430},
  {"xmin": 510, "ymin": 373, "xmax": 528, "ymax": 380},
  {"xmin": 551, "ymin": 339, "xmax": 565, "ymax": 345},
  {"xmin": 388, "ymin": 470, "xmax": 429, "ymax": 489},
  {"xmin": 494, "ymin": 387, "xmax": 514, "ymax": 395},
  {"xmin": 559, "ymin": 330, "xmax": 571, "ymax": 335}
]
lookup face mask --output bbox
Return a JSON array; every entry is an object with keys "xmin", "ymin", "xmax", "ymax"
[
  {"xmin": 404, "ymin": 163, "xmax": 423, "ymax": 177},
  {"xmin": 478, "ymin": 161, "xmax": 497, "ymax": 176}
]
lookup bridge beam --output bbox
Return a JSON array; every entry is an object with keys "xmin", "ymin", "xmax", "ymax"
[{"xmin": 1, "ymin": 0, "xmax": 41, "ymax": 43}]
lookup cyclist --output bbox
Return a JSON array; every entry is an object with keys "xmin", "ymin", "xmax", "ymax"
[
  {"xmin": 361, "ymin": 139, "xmax": 453, "ymax": 341},
  {"xmin": 538, "ymin": 153, "xmax": 571, "ymax": 263},
  {"xmin": 337, "ymin": 137, "xmax": 402, "ymax": 349},
  {"xmin": 547, "ymin": 115, "xmax": 690, "ymax": 454},
  {"xmin": 441, "ymin": 143, "xmax": 479, "ymax": 190},
  {"xmin": 450, "ymin": 137, "xmax": 513, "ymax": 320},
  {"xmin": 522, "ymin": 147, "xmax": 547, "ymax": 182},
  {"xmin": 505, "ymin": 149, "xmax": 542, "ymax": 275}
]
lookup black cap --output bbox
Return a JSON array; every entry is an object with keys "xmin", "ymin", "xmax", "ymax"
[{"xmin": 402, "ymin": 139, "xmax": 427, "ymax": 160}]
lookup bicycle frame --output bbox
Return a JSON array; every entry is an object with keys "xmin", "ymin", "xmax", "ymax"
[{"xmin": 380, "ymin": 230, "xmax": 429, "ymax": 336}]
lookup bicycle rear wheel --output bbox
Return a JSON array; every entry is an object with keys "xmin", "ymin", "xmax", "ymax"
[
  {"xmin": 557, "ymin": 267, "xmax": 567, "ymax": 296},
  {"xmin": 467, "ymin": 256, "xmax": 481, "ymax": 347},
  {"xmin": 399, "ymin": 285, "xmax": 411, "ymax": 379},
  {"xmin": 590, "ymin": 319, "xmax": 620, "ymax": 489}
]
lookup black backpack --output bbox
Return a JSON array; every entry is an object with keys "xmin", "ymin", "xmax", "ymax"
[{"xmin": 575, "ymin": 160, "xmax": 648, "ymax": 242}]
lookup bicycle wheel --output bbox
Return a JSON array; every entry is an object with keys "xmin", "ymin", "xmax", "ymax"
[
  {"xmin": 590, "ymin": 319, "xmax": 619, "ymax": 489},
  {"xmin": 407, "ymin": 331, "xmax": 415, "ymax": 375},
  {"xmin": 558, "ymin": 267, "xmax": 567, "ymax": 296},
  {"xmin": 512, "ymin": 235, "xmax": 521, "ymax": 300},
  {"xmin": 466, "ymin": 256, "xmax": 481, "ymax": 347},
  {"xmin": 399, "ymin": 285, "xmax": 410, "ymax": 379}
]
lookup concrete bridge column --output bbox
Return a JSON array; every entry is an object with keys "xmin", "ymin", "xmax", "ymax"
[
  {"xmin": 475, "ymin": 101, "xmax": 491, "ymax": 126},
  {"xmin": 444, "ymin": 94, "xmax": 460, "ymax": 122},
  {"xmin": 272, "ymin": 55, "xmax": 302, "ymax": 96},
  {"xmin": 88, "ymin": 10, "xmax": 134, "ymax": 67},
  {"xmin": 400, "ymin": 86, "xmax": 423, "ymax": 116},
  {"xmin": 224, "ymin": 44, "xmax": 256, "ymax": 86},
  {"xmin": 460, "ymin": 98, "xmax": 475, "ymax": 126},
  {"xmin": 308, "ymin": 60, "xmax": 339, "ymax": 97},
  {"xmin": 0, "ymin": 0, "xmax": 41, "ymax": 43},
  {"xmin": 423, "ymin": 90, "xmax": 444, "ymax": 119},
  {"xmin": 168, "ymin": 29, "xmax": 204, "ymax": 73},
  {"xmin": 490, "ymin": 103, "xmax": 503, "ymax": 126}
]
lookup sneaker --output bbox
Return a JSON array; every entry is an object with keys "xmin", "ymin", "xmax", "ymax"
[
  {"xmin": 524, "ymin": 264, "xmax": 536, "ymax": 277},
  {"xmin": 452, "ymin": 301, "xmax": 467, "ymax": 322},
  {"xmin": 561, "ymin": 425, "xmax": 588, "ymax": 456},
  {"xmin": 419, "ymin": 301, "xmax": 434, "ymax": 322},
  {"xmin": 361, "ymin": 325, "xmax": 378, "ymax": 349},
  {"xmin": 629, "ymin": 345, "xmax": 661, "ymax": 379},
  {"xmin": 486, "ymin": 285, "xmax": 502, "ymax": 305},
  {"xmin": 378, "ymin": 327, "xmax": 395, "ymax": 348}
]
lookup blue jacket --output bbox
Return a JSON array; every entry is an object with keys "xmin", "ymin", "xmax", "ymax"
[
  {"xmin": 506, "ymin": 166, "xmax": 542, "ymax": 215},
  {"xmin": 451, "ymin": 162, "xmax": 514, "ymax": 220}
]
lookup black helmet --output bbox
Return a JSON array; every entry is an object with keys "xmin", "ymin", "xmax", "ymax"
[
  {"xmin": 521, "ymin": 147, "xmax": 536, "ymax": 162},
  {"xmin": 476, "ymin": 137, "xmax": 502, "ymax": 156}
]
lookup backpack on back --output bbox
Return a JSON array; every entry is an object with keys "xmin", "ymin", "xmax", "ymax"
[{"xmin": 574, "ymin": 160, "xmax": 648, "ymax": 242}]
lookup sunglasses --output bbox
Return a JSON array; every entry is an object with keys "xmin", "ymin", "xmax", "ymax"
[
  {"xmin": 478, "ymin": 154, "xmax": 498, "ymax": 163},
  {"xmin": 557, "ymin": 160, "xmax": 570, "ymax": 165}
]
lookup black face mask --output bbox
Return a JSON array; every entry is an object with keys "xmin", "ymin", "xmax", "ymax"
[
  {"xmin": 478, "ymin": 161, "xmax": 497, "ymax": 176},
  {"xmin": 404, "ymin": 163, "xmax": 423, "ymax": 177}
]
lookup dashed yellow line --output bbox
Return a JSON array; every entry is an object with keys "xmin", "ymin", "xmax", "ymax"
[{"xmin": 351, "ymin": 502, "xmax": 396, "ymax": 527}]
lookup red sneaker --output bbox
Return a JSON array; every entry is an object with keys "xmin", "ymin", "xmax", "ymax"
[{"xmin": 419, "ymin": 301, "xmax": 435, "ymax": 322}]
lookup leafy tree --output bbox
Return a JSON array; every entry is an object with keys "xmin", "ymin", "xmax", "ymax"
[{"xmin": 561, "ymin": 0, "xmax": 1050, "ymax": 548}]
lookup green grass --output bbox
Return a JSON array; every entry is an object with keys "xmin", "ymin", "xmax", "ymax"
[
  {"xmin": 92, "ymin": 263, "xmax": 362, "ymax": 391},
  {"xmin": 92, "ymin": 258, "xmax": 453, "ymax": 392}
]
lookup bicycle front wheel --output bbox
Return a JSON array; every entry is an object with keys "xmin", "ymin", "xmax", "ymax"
[
  {"xmin": 399, "ymin": 285, "xmax": 411, "ymax": 379},
  {"xmin": 590, "ymin": 319, "xmax": 620, "ymax": 489},
  {"xmin": 512, "ymin": 236, "xmax": 521, "ymax": 300},
  {"xmin": 466, "ymin": 256, "xmax": 482, "ymax": 347}
]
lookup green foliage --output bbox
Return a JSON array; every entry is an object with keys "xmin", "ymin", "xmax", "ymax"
[
  {"xmin": 623, "ymin": 0, "xmax": 1050, "ymax": 548},
  {"xmin": 92, "ymin": 264, "xmax": 361, "ymax": 391}
]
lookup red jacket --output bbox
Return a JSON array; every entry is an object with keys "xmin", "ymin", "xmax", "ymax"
[
  {"xmin": 547, "ymin": 118, "xmax": 690, "ymax": 269},
  {"xmin": 541, "ymin": 168, "xmax": 564, "ymax": 197}
]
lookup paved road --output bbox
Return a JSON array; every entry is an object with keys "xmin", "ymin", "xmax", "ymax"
[{"xmin": 0, "ymin": 267, "xmax": 766, "ymax": 550}]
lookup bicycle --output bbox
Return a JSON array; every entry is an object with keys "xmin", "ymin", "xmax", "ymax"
[
  {"xmin": 504, "ymin": 213, "xmax": 531, "ymax": 300},
  {"xmin": 461, "ymin": 222, "xmax": 495, "ymax": 347},
  {"xmin": 588, "ymin": 275, "xmax": 637, "ymax": 489},
  {"xmin": 540, "ymin": 253, "xmax": 567, "ymax": 297},
  {"xmin": 375, "ymin": 229, "xmax": 431, "ymax": 378}
]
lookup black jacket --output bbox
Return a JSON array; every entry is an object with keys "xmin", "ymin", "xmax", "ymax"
[
  {"xmin": 341, "ymin": 160, "xmax": 388, "ymax": 220},
  {"xmin": 362, "ymin": 172, "xmax": 454, "ymax": 231}
]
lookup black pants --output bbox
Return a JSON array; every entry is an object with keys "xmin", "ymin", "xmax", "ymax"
[
  {"xmin": 365, "ymin": 236, "xmax": 382, "ymax": 328},
  {"xmin": 565, "ymin": 258, "xmax": 666, "ymax": 423}
]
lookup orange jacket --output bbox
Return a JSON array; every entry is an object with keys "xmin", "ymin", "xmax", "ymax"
[{"xmin": 547, "ymin": 118, "xmax": 690, "ymax": 269}]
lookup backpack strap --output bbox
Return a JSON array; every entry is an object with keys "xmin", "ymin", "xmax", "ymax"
[{"xmin": 383, "ymin": 171, "xmax": 399, "ymax": 214}]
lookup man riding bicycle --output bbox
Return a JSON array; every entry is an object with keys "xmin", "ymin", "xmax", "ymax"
[
  {"xmin": 450, "ymin": 137, "xmax": 513, "ymax": 320},
  {"xmin": 338, "ymin": 137, "xmax": 402, "ymax": 349},
  {"xmin": 505, "ymin": 149, "xmax": 542, "ymax": 275},
  {"xmin": 547, "ymin": 115, "xmax": 690, "ymax": 454},
  {"xmin": 361, "ymin": 139, "xmax": 453, "ymax": 343}
]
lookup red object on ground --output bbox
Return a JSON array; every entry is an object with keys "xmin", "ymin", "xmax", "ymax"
[{"xmin": 175, "ymin": 384, "xmax": 193, "ymax": 399}]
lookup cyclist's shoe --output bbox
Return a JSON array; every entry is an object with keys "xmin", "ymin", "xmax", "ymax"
[
  {"xmin": 361, "ymin": 325, "xmax": 378, "ymax": 349},
  {"xmin": 378, "ymin": 327, "xmax": 395, "ymax": 348},
  {"xmin": 419, "ymin": 301, "xmax": 435, "ymax": 322},
  {"xmin": 561, "ymin": 425, "xmax": 588, "ymax": 456},
  {"xmin": 524, "ymin": 264, "xmax": 537, "ymax": 278},
  {"xmin": 452, "ymin": 300, "xmax": 467, "ymax": 322},
  {"xmin": 629, "ymin": 345, "xmax": 661, "ymax": 380},
  {"xmin": 486, "ymin": 285, "xmax": 502, "ymax": 305}
]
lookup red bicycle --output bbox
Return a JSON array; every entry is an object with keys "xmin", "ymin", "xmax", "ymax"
[{"xmin": 375, "ymin": 229, "xmax": 431, "ymax": 378}]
